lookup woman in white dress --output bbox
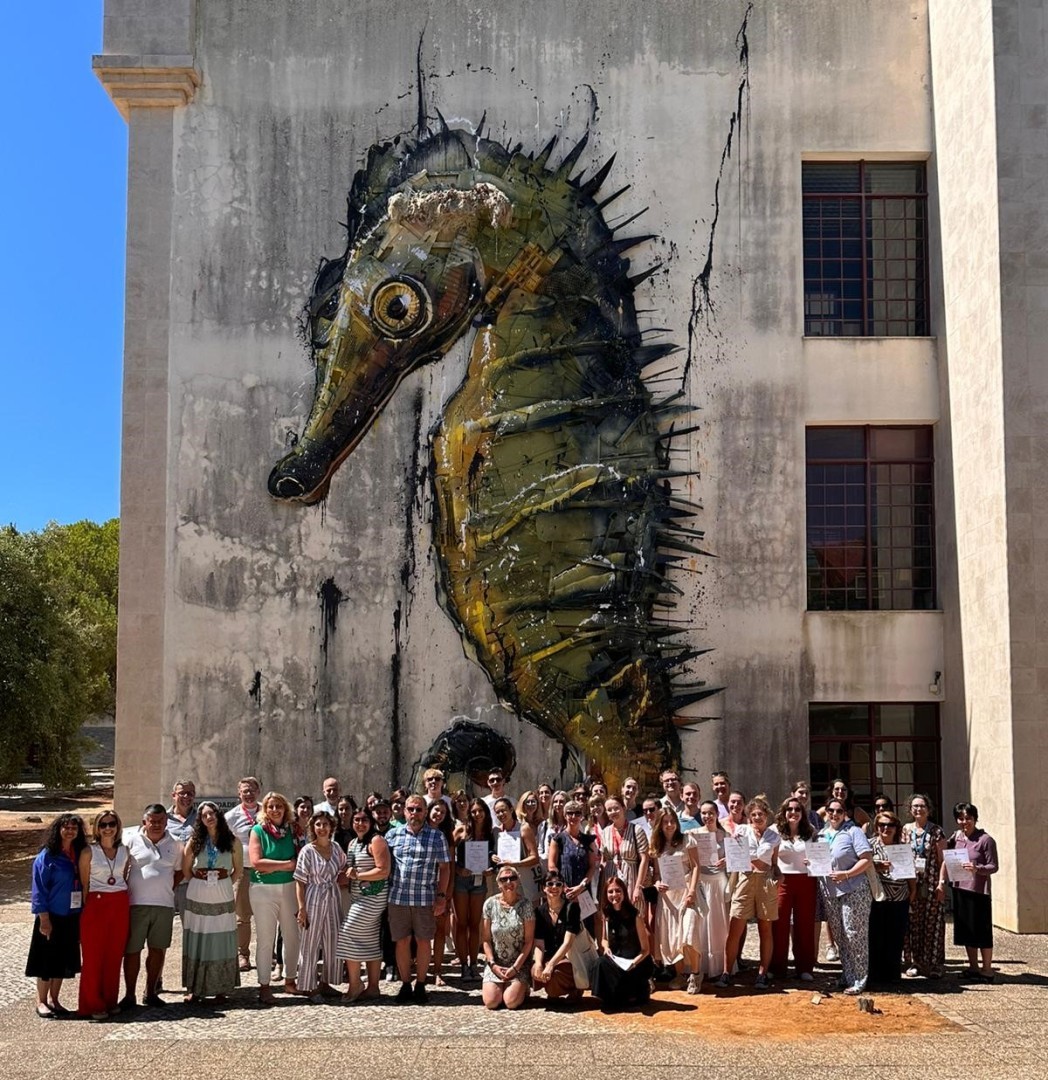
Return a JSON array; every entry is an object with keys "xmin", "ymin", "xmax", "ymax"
[{"xmin": 649, "ymin": 806, "xmax": 701, "ymax": 993}]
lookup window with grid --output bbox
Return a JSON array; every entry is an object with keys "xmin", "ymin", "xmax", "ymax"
[
  {"xmin": 809, "ymin": 703, "xmax": 941, "ymax": 816},
  {"xmin": 803, "ymin": 161, "xmax": 929, "ymax": 336},
  {"xmin": 806, "ymin": 426, "xmax": 935, "ymax": 611}
]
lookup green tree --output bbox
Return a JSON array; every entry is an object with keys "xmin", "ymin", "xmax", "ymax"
[{"xmin": 0, "ymin": 519, "xmax": 119, "ymax": 788}]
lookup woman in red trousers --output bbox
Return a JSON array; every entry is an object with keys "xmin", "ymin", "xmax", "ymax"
[
  {"xmin": 77, "ymin": 810, "xmax": 130, "ymax": 1020},
  {"xmin": 770, "ymin": 797, "xmax": 817, "ymax": 980}
]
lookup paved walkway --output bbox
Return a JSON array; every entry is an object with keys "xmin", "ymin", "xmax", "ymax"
[{"xmin": 3, "ymin": 891, "xmax": 1046, "ymax": 1079}]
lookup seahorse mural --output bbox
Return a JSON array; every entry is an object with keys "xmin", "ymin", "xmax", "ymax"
[{"xmin": 268, "ymin": 120, "xmax": 714, "ymax": 791}]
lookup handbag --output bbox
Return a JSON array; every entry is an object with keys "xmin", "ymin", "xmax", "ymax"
[
  {"xmin": 568, "ymin": 926, "xmax": 600, "ymax": 990},
  {"xmin": 863, "ymin": 860, "xmax": 885, "ymax": 902}
]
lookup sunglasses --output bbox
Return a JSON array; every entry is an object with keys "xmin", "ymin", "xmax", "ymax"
[
  {"xmin": 785, "ymin": 806, "xmax": 802, "ymax": 813},
  {"xmin": 874, "ymin": 804, "xmax": 891, "ymax": 811},
  {"xmin": 827, "ymin": 808, "xmax": 846, "ymax": 815},
  {"xmin": 498, "ymin": 876, "xmax": 519, "ymax": 884},
  {"xmin": 406, "ymin": 807, "xmax": 425, "ymax": 814},
  {"xmin": 544, "ymin": 879, "xmax": 564, "ymax": 888},
  {"xmin": 425, "ymin": 777, "xmax": 441, "ymax": 784},
  {"xmin": 525, "ymin": 799, "xmax": 538, "ymax": 806},
  {"xmin": 643, "ymin": 807, "xmax": 659, "ymax": 815},
  {"xmin": 99, "ymin": 821, "xmax": 118, "ymax": 828},
  {"xmin": 565, "ymin": 811, "xmax": 582, "ymax": 817},
  {"xmin": 876, "ymin": 822, "xmax": 895, "ymax": 830}
]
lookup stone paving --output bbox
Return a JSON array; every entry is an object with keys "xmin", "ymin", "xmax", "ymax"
[{"xmin": 3, "ymin": 893, "xmax": 1046, "ymax": 1079}]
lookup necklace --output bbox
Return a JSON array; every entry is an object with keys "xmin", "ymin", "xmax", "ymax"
[{"xmin": 101, "ymin": 844, "xmax": 119, "ymax": 885}]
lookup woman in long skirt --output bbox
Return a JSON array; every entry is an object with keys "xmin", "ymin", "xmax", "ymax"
[
  {"xmin": 901, "ymin": 793, "xmax": 946, "ymax": 978},
  {"xmin": 294, "ymin": 811, "xmax": 347, "ymax": 1002},
  {"xmin": 591, "ymin": 876, "xmax": 653, "ymax": 1012},
  {"xmin": 939, "ymin": 802, "xmax": 998, "ymax": 982},
  {"xmin": 695, "ymin": 802, "xmax": 730, "ymax": 982},
  {"xmin": 336, "ymin": 806, "xmax": 390, "ymax": 1001},
  {"xmin": 181, "ymin": 802, "xmax": 242, "ymax": 1004}
]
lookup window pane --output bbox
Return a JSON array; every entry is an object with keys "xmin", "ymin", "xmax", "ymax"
[
  {"xmin": 871, "ymin": 427, "xmax": 933, "ymax": 460},
  {"xmin": 806, "ymin": 428, "xmax": 865, "ymax": 459},
  {"xmin": 865, "ymin": 162, "xmax": 926, "ymax": 194},
  {"xmin": 803, "ymin": 162, "xmax": 862, "ymax": 193},
  {"xmin": 810, "ymin": 704, "xmax": 870, "ymax": 738}
]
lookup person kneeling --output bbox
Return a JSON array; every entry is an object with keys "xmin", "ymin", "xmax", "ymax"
[
  {"xmin": 481, "ymin": 868, "xmax": 534, "ymax": 1009},
  {"xmin": 591, "ymin": 877, "xmax": 654, "ymax": 1013},
  {"xmin": 531, "ymin": 873, "xmax": 582, "ymax": 1005}
]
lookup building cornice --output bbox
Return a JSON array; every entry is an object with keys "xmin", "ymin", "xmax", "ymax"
[{"xmin": 92, "ymin": 55, "xmax": 200, "ymax": 121}]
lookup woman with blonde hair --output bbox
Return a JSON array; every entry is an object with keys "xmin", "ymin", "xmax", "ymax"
[
  {"xmin": 77, "ymin": 810, "xmax": 130, "ymax": 1019},
  {"xmin": 248, "ymin": 792, "xmax": 300, "ymax": 1005}
]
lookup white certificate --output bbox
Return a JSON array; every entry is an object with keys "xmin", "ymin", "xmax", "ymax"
[
  {"xmin": 608, "ymin": 952, "xmax": 633, "ymax": 971},
  {"xmin": 659, "ymin": 851, "xmax": 688, "ymax": 891},
  {"xmin": 884, "ymin": 844, "xmax": 916, "ymax": 880},
  {"xmin": 635, "ymin": 816, "xmax": 653, "ymax": 838},
  {"xmin": 691, "ymin": 831, "xmax": 718, "ymax": 866},
  {"xmin": 497, "ymin": 833, "xmax": 522, "ymax": 864},
  {"xmin": 724, "ymin": 834, "xmax": 751, "ymax": 874},
  {"xmin": 464, "ymin": 841, "xmax": 490, "ymax": 874},
  {"xmin": 943, "ymin": 849, "xmax": 973, "ymax": 887},
  {"xmin": 804, "ymin": 841, "xmax": 833, "ymax": 877},
  {"xmin": 576, "ymin": 887, "xmax": 597, "ymax": 921}
]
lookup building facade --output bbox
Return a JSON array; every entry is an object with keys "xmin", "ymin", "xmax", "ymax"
[{"xmin": 96, "ymin": 0, "xmax": 1046, "ymax": 931}]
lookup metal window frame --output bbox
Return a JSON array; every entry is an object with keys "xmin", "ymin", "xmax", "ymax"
[{"xmin": 802, "ymin": 160, "xmax": 929, "ymax": 336}]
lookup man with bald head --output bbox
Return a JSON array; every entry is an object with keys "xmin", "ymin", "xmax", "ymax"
[{"xmin": 314, "ymin": 777, "xmax": 341, "ymax": 816}]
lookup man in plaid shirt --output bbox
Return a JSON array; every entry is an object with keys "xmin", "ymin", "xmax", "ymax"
[{"xmin": 386, "ymin": 793, "xmax": 451, "ymax": 1003}]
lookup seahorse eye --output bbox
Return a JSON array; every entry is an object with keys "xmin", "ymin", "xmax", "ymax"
[{"xmin": 369, "ymin": 278, "xmax": 431, "ymax": 339}]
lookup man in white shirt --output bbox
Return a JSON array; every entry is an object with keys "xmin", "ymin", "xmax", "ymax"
[
  {"xmin": 660, "ymin": 769, "xmax": 685, "ymax": 815},
  {"xmin": 224, "ymin": 775, "xmax": 261, "ymax": 970},
  {"xmin": 422, "ymin": 768, "xmax": 453, "ymax": 811},
  {"xmin": 314, "ymin": 776, "xmax": 341, "ymax": 816},
  {"xmin": 482, "ymin": 768, "xmax": 510, "ymax": 822},
  {"xmin": 711, "ymin": 771, "xmax": 732, "ymax": 820},
  {"xmin": 121, "ymin": 804, "xmax": 182, "ymax": 1009}
]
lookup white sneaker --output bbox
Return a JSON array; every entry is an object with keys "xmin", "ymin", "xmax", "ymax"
[
  {"xmin": 825, "ymin": 946, "xmax": 838, "ymax": 962},
  {"xmin": 686, "ymin": 974, "xmax": 701, "ymax": 994}
]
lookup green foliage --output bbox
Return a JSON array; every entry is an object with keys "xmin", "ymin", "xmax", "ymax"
[{"xmin": 0, "ymin": 519, "xmax": 119, "ymax": 789}]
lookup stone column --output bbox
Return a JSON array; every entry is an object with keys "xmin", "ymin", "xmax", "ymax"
[{"xmin": 93, "ymin": 0, "xmax": 199, "ymax": 819}]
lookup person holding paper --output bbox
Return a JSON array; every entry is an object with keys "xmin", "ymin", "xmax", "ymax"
[
  {"xmin": 901, "ymin": 793, "xmax": 946, "ymax": 979},
  {"xmin": 590, "ymin": 876, "xmax": 654, "ymax": 1012},
  {"xmin": 649, "ymin": 807, "xmax": 702, "ymax": 993},
  {"xmin": 868, "ymin": 811, "xmax": 915, "ymax": 984},
  {"xmin": 771, "ymin": 797, "xmax": 817, "ymax": 982},
  {"xmin": 452, "ymin": 798, "xmax": 496, "ymax": 981},
  {"xmin": 538, "ymin": 790, "xmax": 569, "ymax": 861},
  {"xmin": 939, "ymin": 803, "xmax": 998, "ymax": 983},
  {"xmin": 547, "ymin": 801, "xmax": 600, "ymax": 935},
  {"xmin": 336, "ymin": 805, "xmax": 390, "ymax": 1001},
  {"xmin": 816, "ymin": 799, "xmax": 873, "ymax": 995},
  {"xmin": 491, "ymin": 798, "xmax": 541, "ymax": 902},
  {"xmin": 719, "ymin": 796, "xmax": 780, "ymax": 989},
  {"xmin": 695, "ymin": 801, "xmax": 730, "ymax": 984},
  {"xmin": 480, "ymin": 867, "xmax": 535, "ymax": 1009}
]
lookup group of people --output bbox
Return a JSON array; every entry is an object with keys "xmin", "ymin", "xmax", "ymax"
[{"xmin": 27, "ymin": 767, "xmax": 999, "ymax": 1018}]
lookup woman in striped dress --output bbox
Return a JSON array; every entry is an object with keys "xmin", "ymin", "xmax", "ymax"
[
  {"xmin": 337, "ymin": 805, "xmax": 390, "ymax": 1002},
  {"xmin": 294, "ymin": 811, "xmax": 347, "ymax": 1003},
  {"xmin": 180, "ymin": 802, "xmax": 242, "ymax": 1004}
]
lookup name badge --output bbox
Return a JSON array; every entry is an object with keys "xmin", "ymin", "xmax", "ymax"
[
  {"xmin": 914, "ymin": 857, "xmax": 926, "ymax": 873},
  {"xmin": 70, "ymin": 890, "xmax": 82, "ymax": 911},
  {"xmin": 207, "ymin": 870, "xmax": 219, "ymax": 886}
]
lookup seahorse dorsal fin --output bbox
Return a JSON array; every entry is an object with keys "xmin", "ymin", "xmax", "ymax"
[
  {"xmin": 556, "ymin": 131, "xmax": 589, "ymax": 178},
  {"xmin": 578, "ymin": 154, "xmax": 616, "ymax": 197}
]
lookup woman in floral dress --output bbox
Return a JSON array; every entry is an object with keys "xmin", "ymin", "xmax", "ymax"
[
  {"xmin": 480, "ymin": 867, "xmax": 535, "ymax": 1010},
  {"xmin": 901, "ymin": 793, "xmax": 946, "ymax": 978}
]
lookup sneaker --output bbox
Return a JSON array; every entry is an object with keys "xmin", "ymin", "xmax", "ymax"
[
  {"xmin": 395, "ymin": 982, "xmax": 414, "ymax": 1004},
  {"xmin": 712, "ymin": 973, "xmax": 730, "ymax": 989},
  {"xmin": 755, "ymin": 973, "xmax": 771, "ymax": 989},
  {"xmin": 825, "ymin": 945, "xmax": 838, "ymax": 962},
  {"xmin": 843, "ymin": 984, "xmax": 863, "ymax": 995},
  {"xmin": 413, "ymin": 981, "xmax": 429, "ymax": 1004},
  {"xmin": 686, "ymin": 974, "xmax": 701, "ymax": 995},
  {"xmin": 800, "ymin": 972, "xmax": 814, "ymax": 982},
  {"xmin": 903, "ymin": 966, "xmax": 919, "ymax": 978}
]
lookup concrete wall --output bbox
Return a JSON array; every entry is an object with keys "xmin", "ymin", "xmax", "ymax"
[{"xmin": 100, "ymin": 1, "xmax": 951, "ymax": 847}]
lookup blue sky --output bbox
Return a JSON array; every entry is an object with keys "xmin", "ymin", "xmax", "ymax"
[{"xmin": 1, "ymin": 2, "xmax": 126, "ymax": 532}]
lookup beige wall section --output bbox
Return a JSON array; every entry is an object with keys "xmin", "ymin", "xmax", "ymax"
[
  {"xmin": 929, "ymin": 0, "xmax": 1020, "ymax": 927},
  {"xmin": 806, "ymin": 613, "xmax": 944, "ymax": 703},
  {"xmin": 992, "ymin": 0, "xmax": 1048, "ymax": 934}
]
